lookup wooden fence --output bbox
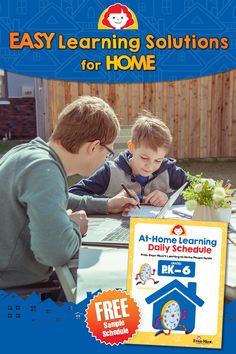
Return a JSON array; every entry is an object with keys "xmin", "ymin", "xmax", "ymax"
[{"xmin": 47, "ymin": 70, "xmax": 236, "ymax": 159}]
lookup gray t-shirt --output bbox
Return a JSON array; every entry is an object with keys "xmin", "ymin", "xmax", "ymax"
[{"xmin": 0, "ymin": 137, "xmax": 107, "ymax": 288}]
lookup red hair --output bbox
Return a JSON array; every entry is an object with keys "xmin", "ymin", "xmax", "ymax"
[
  {"xmin": 171, "ymin": 225, "xmax": 186, "ymax": 236},
  {"xmin": 102, "ymin": 3, "xmax": 134, "ymax": 29}
]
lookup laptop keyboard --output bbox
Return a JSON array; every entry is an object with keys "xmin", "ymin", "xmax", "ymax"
[{"xmin": 101, "ymin": 221, "xmax": 130, "ymax": 243}]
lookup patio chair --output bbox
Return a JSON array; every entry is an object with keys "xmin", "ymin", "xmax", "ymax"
[{"xmin": 55, "ymin": 258, "xmax": 77, "ymax": 303}]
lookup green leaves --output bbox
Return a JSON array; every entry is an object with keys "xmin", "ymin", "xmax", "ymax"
[{"xmin": 183, "ymin": 173, "xmax": 231, "ymax": 210}]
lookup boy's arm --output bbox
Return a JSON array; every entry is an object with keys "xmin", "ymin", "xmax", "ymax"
[
  {"xmin": 167, "ymin": 164, "xmax": 188, "ymax": 204},
  {"xmin": 69, "ymin": 162, "xmax": 111, "ymax": 196},
  {"xmin": 17, "ymin": 161, "xmax": 81, "ymax": 267},
  {"xmin": 68, "ymin": 193, "xmax": 108, "ymax": 215}
]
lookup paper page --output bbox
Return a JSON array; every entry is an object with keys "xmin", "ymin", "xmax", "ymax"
[{"xmin": 124, "ymin": 205, "xmax": 161, "ymax": 218}]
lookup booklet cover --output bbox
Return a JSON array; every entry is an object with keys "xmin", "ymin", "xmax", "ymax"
[{"xmin": 127, "ymin": 218, "xmax": 228, "ymax": 349}]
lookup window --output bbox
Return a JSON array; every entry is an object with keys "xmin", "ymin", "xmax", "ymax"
[
  {"xmin": 139, "ymin": 3, "xmax": 146, "ymax": 12},
  {"xmin": 17, "ymin": 0, "xmax": 27, "ymax": 15},
  {"xmin": 162, "ymin": 0, "xmax": 172, "ymax": 15},
  {"xmin": 0, "ymin": 69, "xmax": 8, "ymax": 101},
  {"xmin": 30, "ymin": 305, "xmax": 37, "ymax": 312},
  {"xmin": 87, "ymin": 7, "xmax": 95, "ymax": 18}
]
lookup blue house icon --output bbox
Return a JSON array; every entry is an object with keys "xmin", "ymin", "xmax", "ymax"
[{"xmin": 145, "ymin": 280, "xmax": 204, "ymax": 335}]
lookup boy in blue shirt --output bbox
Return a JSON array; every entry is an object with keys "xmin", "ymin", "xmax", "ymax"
[{"xmin": 70, "ymin": 112, "xmax": 187, "ymax": 206}]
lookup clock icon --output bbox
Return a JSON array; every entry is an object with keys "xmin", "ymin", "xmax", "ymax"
[
  {"xmin": 154, "ymin": 299, "xmax": 193, "ymax": 336},
  {"xmin": 135, "ymin": 263, "xmax": 159, "ymax": 285},
  {"xmin": 161, "ymin": 300, "xmax": 181, "ymax": 330},
  {"xmin": 140, "ymin": 263, "xmax": 152, "ymax": 282}
]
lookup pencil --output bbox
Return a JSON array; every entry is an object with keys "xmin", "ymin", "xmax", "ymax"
[{"xmin": 121, "ymin": 183, "xmax": 141, "ymax": 208}]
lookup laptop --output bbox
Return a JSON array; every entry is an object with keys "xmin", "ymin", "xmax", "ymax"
[{"xmin": 82, "ymin": 182, "xmax": 188, "ymax": 248}]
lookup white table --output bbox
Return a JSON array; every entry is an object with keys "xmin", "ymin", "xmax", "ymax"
[{"xmin": 76, "ymin": 247, "xmax": 128, "ymax": 303}]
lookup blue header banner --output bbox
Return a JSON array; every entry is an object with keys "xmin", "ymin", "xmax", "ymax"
[{"xmin": 1, "ymin": 0, "xmax": 236, "ymax": 82}]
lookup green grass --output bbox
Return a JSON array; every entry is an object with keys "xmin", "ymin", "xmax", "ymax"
[{"xmin": 177, "ymin": 160, "xmax": 236, "ymax": 186}]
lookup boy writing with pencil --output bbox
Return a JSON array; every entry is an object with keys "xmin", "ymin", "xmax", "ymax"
[{"xmin": 69, "ymin": 112, "xmax": 188, "ymax": 206}]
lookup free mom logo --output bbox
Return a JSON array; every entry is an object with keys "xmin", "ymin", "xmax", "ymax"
[{"xmin": 98, "ymin": 3, "xmax": 138, "ymax": 30}]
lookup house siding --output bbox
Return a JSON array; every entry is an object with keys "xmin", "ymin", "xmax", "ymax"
[{"xmin": 0, "ymin": 98, "xmax": 36, "ymax": 139}]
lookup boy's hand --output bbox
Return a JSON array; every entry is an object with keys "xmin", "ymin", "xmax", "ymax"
[
  {"xmin": 143, "ymin": 190, "xmax": 168, "ymax": 207},
  {"xmin": 107, "ymin": 190, "xmax": 139, "ymax": 214},
  {"xmin": 69, "ymin": 210, "xmax": 88, "ymax": 236}
]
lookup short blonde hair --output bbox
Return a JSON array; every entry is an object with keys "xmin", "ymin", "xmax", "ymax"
[
  {"xmin": 131, "ymin": 112, "xmax": 172, "ymax": 150},
  {"xmin": 50, "ymin": 96, "xmax": 120, "ymax": 153}
]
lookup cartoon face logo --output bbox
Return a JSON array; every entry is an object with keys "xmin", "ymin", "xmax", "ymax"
[
  {"xmin": 171, "ymin": 225, "xmax": 186, "ymax": 236},
  {"xmin": 98, "ymin": 3, "xmax": 138, "ymax": 30},
  {"xmin": 107, "ymin": 10, "xmax": 129, "ymax": 30}
]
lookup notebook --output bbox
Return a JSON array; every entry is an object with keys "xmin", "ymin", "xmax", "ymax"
[{"xmin": 82, "ymin": 182, "xmax": 188, "ymax": 248}]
